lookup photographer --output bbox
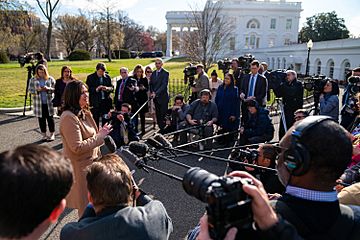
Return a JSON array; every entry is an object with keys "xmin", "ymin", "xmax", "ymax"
[
  {"xmin": 60, "ymin": 153, "xmax": 173, "ymax": 240},
  {"xmin": 108, "ymin": 103, "xmax": 139, "ymax": 148},
  {"xmin": 35, "ymin": 52, "xmax": 48, "ymax": 68},
  {"xmin": 231, "ymin": 58, "xmax": 242, "ymax": 88},
  {"xmin": 319, "ymin": 79, "xmax": 339, "ymax": 121},
  {"xmin": 86, "ymin": 63, "xmax": 114, "ymax": 127},
  {"xmin": 230, "ymin": 144, "xmax": 285, "ymax": 194},
  {"xmin": 160, "ymin": 94, "xmax": 189, "ymax": 140},
  {"xmin": 192, "ymin": 64, "xmax": 210, "ymax": 99},
  {"xmin": 180, "ymin": 89, "xmax": 218, "ymax": 150},
  {"xmin": 239, "ymin": 100, "xmax": 274, "ymax": 146},
  {"xmin": 273, "ymin": 70, "xmax": 304, "ymax": 139},
  {"xmin": 114, "ymin": 67, "xmax": 139, "ymax": 112},
  {"xmin": 341, "ymin": 67, "xmax": 360, "ymax": 130}
]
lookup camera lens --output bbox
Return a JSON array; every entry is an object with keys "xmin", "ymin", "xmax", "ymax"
[{"xmin": 182, "ymin": 167, "xmax": 218, "ymax": 202}]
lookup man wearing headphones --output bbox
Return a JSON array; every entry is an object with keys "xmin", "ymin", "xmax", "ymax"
[{"xmin": 274, "ymin": 116, "xmax": 360, "ymax": 239}]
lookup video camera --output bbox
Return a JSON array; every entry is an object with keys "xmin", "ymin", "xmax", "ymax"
[
  {"xmin": 302, "ymin": 75, "xmax": 327, "ymax": 93},
  {"xmin": 348, "ymin": 76, "xmax": 360, "ymax": 95},
  {"xmin": 183, "ymin": 64, "xmax": 197, "ymax": 86},
  {"xmin": 229, "ymin": 149, "xmax": 259, "ymax": 165},
  {"xmin": 268, "ymin": 70, "xmax": 287, "ymax": 93},
  {"xmin": 238, "ymin": 54, "xmax": 255, "ymax": 74},
  {"xmin": 18, "ymin": 52, "xmax": 38, "ymax": 68},
  {"xmin": 217, "ymin": 58, "xmax": 232, "ymax": 74},
  {"xmin": 183, "ymin": 167, "xmax": 253, "ymax": 239}
]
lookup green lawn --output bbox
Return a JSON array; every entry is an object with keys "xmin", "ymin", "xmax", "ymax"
[
  {"xmin": 0, "ymin": 57, "xmax": 232, "ymax": 108},
  {"xmin": 0, "ymin": 59, "xmax": 154, "ymax": 108}
]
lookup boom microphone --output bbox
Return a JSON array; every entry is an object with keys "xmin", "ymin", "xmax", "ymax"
[
  {"xmin": 154, "ymin": 134, "xmax": 172, "ymax": 148},
  {"xmin": 103, "ymin": 135, "xmax": 117, "ymax": 153},
  {"xmin": 129, "ymin": 141, "xmax": 149, "ymax": 157},
  {"xmin": 146, "ymin": 137, "xmax": 163, "ymax": 149},
  {"xmin": 118, "ymin": 148, "xmax": 149, "ymax": 172}
]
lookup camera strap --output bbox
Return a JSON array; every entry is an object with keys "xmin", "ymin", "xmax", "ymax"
[{"xmin": 270, "ymin": 200, "xmax": 356, "ymax": 239}]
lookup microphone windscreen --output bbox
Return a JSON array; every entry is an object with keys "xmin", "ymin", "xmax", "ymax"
[
  {"xmin": 146, "ymin": 137, "xmax": 163, "ymax": 149},
  {"xmin": 129, "ymin": 141, "xmax": 148, "ymax": 157},
  {"xmin": 154, "ymin": 134, "xmax": 173, "ymax": 148},
  {"xmin": 103, "ymin": 135, "xmax": 117, "ymax": 153},
  {"xmin": 118, "ymin": 148, "xmax": 142, "ymax": 169}
]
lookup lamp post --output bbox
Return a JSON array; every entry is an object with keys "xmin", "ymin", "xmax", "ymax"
[{"xmin": 305, "ymin": 39, "xmax": 313, "ymax": 76}]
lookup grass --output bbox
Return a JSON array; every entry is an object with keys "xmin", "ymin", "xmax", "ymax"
[{"xmin": 0, "ymin": 59, "xmax": 154, "ymax": 108}]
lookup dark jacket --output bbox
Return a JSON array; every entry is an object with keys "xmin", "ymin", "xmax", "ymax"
[
  {"xmin": 52, "ymin": 78, "xmax": 67, "ymax": 107},
  {"xmin": 60, "ymin": 198, "xmax": 173, "ymax": 240},
  {"xmin": 241, "ymin": 74, "xmax": 267, "ymax": 106},
  {"xmin": 244, "ymin": 108, "xmax": 274, "ymax": 139},
  {"xmin": 274, "ymin": 79, "xmax": 303, "ymax": 114},
  {"xmin": 215, "ymin": 84, "xmax": 240, "ymax": 130},
  {"xmin": 86, "ymin": 72, "xmax": 113, "ymax": 109},
  {"xmin": 150, "ymin": 68, "xmax": 169, "ymax": 103},
  {"xmin": 134, "ymin": 76, "xmax": 149, "ymax": 113},
  {"xmin": 272, "ymin": 194, "xmax": 360, "ymax": 239},
  {"xmin": 114, "ymin": 77, "xmax": 138, "ymax": 111},
  {"xmin": 187, "ymin": 99, "xmax": 218, "ymax": 123}
]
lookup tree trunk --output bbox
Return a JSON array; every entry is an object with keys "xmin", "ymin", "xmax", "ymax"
[{"xmin": 46, "ymin": 21, "xmax": 52, "ymax": 61}]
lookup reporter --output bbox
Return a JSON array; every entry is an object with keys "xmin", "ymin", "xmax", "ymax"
[
  {"xmin": 60, "ymin": 154, "xmax": 173, "ymax": 240},
  {"xmin": 319, "ymin": 80, "xmax": 339, "ymax": 121},
  {"xmin": 60, "ymin": 80, "xmax": 112, "ymax": 217},
  {"xmin": 29, "ymin": 64, "xmax": 56, "ymax": 141}
]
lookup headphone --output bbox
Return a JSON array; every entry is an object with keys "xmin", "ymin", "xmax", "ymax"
[
  {"xmin": 283, "ymin": 116, "xmax": 334, "ymax": 176},
  {"xmin": 200, "ymin": 89, "xmax": 212, "ymax": 100}
]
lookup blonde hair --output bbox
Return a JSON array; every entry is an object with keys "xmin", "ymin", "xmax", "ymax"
[{"xmin": 35, "ymin": 64, "xmax": 49, "ymax": 80}]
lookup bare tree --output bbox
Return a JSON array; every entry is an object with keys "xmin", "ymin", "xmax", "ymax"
[
  {"xmin": 19, "ymin": 24, "xmax": 42, "ymax": 53},
  {"xmin": 56, "ymin": 14, "xmax": 93, "ymax": 56},
  {"xmin": 183, "ymin": 1, "xmax": 233, "ymax": 71},
  {"xmin": 35, "ymin": 0, "xmax": 60, "ymax": 60},
  {"xmin": 117, "ymin": 11, "xmax": 144, "ymax": 51}
]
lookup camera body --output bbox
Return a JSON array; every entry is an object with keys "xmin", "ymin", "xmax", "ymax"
[
  {"xmin": 217, "ymin": 58, "xmax": 232, "ymax": 74},
  {"xmin": 183, "ymin": 167, "xmax": 253, "ymax": 240},
  {"xmin": 268, "ymin": 70, "xmax": 287, "ymax": 93},
  {"xmin": 238, "ymin": 54, "xmax": 255, "ymax": 74},
  {"xmin": 303, "ymin": 75, "xmax": 327, "ymax": 93},
  {"xmin": 18, "ymin": 52, "xmax": 37, "ymax": 68},
  {"xmin": 184, "ymin": 65, "xmax": 197, "ymax": 87},
  {"xmin": 230, "ymin": 149, "xmax": 259, "ymax": 165},
  {"xmin": 348, "ymin": 76, "xmax": 360, "ymax": 95}
]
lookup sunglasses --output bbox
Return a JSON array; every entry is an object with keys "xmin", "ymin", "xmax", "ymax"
[{"xmin": 146, "ymin": 71, "xmax": 152, "ymax": 73}]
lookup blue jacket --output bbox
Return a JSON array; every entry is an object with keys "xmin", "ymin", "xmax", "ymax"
[
  {"xmin": 244, "ymin": 108, "xmax": 274, "ymax": 139},
  {"xmin": 320, "ymin": 94, "xmax": 339, "ymax": 121},
  {"xmin": 215, "ymin": 85, "xmax": 240, "ymax": 130}
]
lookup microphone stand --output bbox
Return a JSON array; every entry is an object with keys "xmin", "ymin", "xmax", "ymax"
[{"xmin": 130, "ymin": 98, "xmax": 151, "ymax": 121}]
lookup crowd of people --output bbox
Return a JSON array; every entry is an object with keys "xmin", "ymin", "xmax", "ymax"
[{"xmin": 2, "ymin": 56, "xmax": 360, "ymax": 240}]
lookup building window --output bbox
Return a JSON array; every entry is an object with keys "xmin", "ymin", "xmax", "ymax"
[
  {"xmin": 229, "ymin": 36, "xmax": 235, "ymax": 50},
  {"xmin": 268, "ymin": 38, "xmax": 275, "ymax": 48},
  {"xmin": 256, "ymin": 38, "xmax": 260, "ymax": 48},
  {"xmin": 246, "ymin": 34, "xmax": 260, "ymax": 49},
  {"xmin": 283, "ymin": 58, "xmax": 286, "ymax": 69},
  {"xmin": 344, "ymin": 61, "xmax": 351, "ymax": 80},
  {"xmin": 284, "ymin": 38, "xmax": 290, "ymax": 45},
  {"xmin": 245, "ymin": 37, "xmax": 249, "ymax": 48},
  {"xmin": 270, "ymin": 18, "xmax": 276, "ymax": 29},
  {"xmin": 277, "ymin": 58, "xmax": 281, "ymax": 69},
  {"xmin": 286, "ymin": 19, "xmax": 292, "ymax": 30},
  {"xmin": 271, "ymin": 58, "xmax": 275, "ymax": 69},
  {"xmin": 327, "ymin": 60, "xmax": 335, "ymax": 78},
  {"xmin": 247, "ymin": 19, "xmax": 260, "ymax": 29},
  {"xmin": 316, "ymin": 60, "xmax": 322, "ymax": 75}
]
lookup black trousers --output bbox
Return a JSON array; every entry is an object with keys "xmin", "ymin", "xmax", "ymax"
[
  {"xmin": 91, "ymin": 102, "xmax": 111, "ymax": 127},
  {"xmin": 38, "ymin": 104, "xmax": 55, "ymax": 133},
  {"xmin": 154, "ymin": 98, "xmax": 168, "ymax": 131}
]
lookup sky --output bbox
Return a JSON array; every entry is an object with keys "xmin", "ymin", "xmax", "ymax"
[{"xmin": 26, "ymin": 0, "xmax": 360, "ymax": 37}]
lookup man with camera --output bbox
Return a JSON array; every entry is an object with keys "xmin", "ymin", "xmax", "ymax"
[
  {"xmin": 192, "ymin": 64, "xmax": 210, "ymax": 99},
  {"xmin": 114, "ymin": 67, "xmax": 139, "ymax": 112},
  {"xmin": 60, "ymin": 153, "xmax": 173, "ymax": 240},
  {"xmin": 86, "ymin": 62, "xmax": 114, "ymax": 127},
  {"xmin": 160, "ymin": 94, "xmax": 190, "ymax": 140},
  {"xmin": 341, "ymin": 67, "xmax": 360, "ymax": 130},
  {"xmin": 180, "ymin": 89, "xmax": 218, "ymax": 150},
  {"xmin": 108, "ymin": 103, "xmax": 139, "ymax": 148},
  {"xmin": 273, "ymin": 70, "xmax": 304, "ymax": 139}
]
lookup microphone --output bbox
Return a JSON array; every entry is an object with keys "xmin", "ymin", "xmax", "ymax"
[
  {"xmin": 129, "ymin": 141, "xmax": 148, "ymax": 157},
  {"xmin": 154, "ymin": 134, "xmax": 172, "ymax": 148},
  {"xmin": 146, "ymin": 137, "xmax": 163, "ymax": 149},
  {"xmin": 118, "ymin": 148, "xmax": 149, "ymax": 173},
  {"xmin": 103, "ymin": 135, "xmax": 117, "ymax": 153}
]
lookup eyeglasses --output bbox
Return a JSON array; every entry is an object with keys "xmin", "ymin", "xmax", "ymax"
[{"xmin": 146, "ymin": 71, "xmax": 152, "ymax": 73}]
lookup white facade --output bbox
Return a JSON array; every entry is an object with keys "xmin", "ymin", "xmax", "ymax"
[
  {"xmin": 165, "ymin": 0, "xmax": 302, "ymax": 56},
  {"xmin": 248, "ymin": 38, "xmax": 360, "ymax": 81},
  {"xmin": 165, "ymin": 0, "xmax": 360, "ymax": 81}
]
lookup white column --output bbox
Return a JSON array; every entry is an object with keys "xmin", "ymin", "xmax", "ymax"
[
  {"xmin": 179, "ymin": 26, "xmax": 184, "ymax": 56},
  {"xmin": 166, "ymin": 23, "xmax": 173, "ymax": 57}
]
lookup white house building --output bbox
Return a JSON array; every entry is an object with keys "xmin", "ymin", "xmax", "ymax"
[{"xmin": 166, "ymin": 0, "xmax": 360, "ymax": 80}]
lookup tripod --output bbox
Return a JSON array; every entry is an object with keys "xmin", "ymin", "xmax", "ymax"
[
  {"xmin": 23, "ymin": 64, "xmax": 35, "ymax": 116},
  {"xmin": 268, "ymin": 97, "xmax": 288, "ymax": 133}
]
